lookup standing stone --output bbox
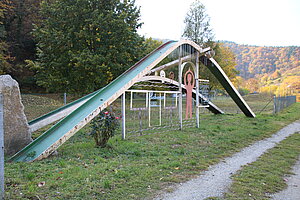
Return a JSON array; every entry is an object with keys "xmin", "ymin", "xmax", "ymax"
[{"xmin": 0, "ymin": 75, "xmax": 32, "ymax": 156}]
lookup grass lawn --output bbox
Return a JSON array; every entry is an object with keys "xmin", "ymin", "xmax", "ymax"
[
  {"xmin": 5, "ymin": 97, "xmax": 300, "ymax": 199},
  {"xmin": 225, "ymin": 132, "xmax": 300, "ymax": 200}
]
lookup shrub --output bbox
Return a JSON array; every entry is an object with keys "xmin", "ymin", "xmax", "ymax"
[{"xmin": 90, "ymin": 110, "xmax": 120, "ymax": 147}]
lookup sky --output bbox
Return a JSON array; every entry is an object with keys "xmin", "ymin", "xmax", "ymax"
[{"xmin": 135, "ymin": 0, "xmax": 300, "ymax": 46}]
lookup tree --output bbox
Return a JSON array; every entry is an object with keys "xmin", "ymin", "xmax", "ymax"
[
  {"xmin": 182, "ymin": 0, "xmax": 214, "ymax": 47},
  {"xmin": 143, "ymin": 37, "xmax": 163, "ymax": 55},
  {"xmin": 199, "ymin": 43, "xmax": 238, "ymax": 90},
  {"xmin": 0, "ymin": 0, "xmax": 13, "ymax": 74},
  {"xmin": 0, "ymin": 0, "xmax": 42, "ymax": 89},
  {"xmin": 182, "ymin": 1, "xmax": 237, "ymax": 90},
  {"xmin": 33, "ymin": 0, "xmax": 144, "ymax": 93}
]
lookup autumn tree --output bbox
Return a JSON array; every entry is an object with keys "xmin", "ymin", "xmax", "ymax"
[
  {"xmin": 33, "ymin": 0, "xmax": 144, "ymax": 93},
  {"xmin": 0, "ymin": 0, "xmax": 12, "ymax": 74},
  {"xmin": 199, "ymin": 43, "xmax": 238, "ymax": 90},
  {"xmin": 182, "ymin": 0, "xmax": 214, "ymax": 47}
]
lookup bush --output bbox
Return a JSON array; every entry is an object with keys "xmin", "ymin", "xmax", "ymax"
[
  {"xmin": 238, "ymin": 88, "xmax": 250, "ymax": 96},
  {"xmin": 90, "ymin": 110, "xmax": 120, "ymax": 147}
]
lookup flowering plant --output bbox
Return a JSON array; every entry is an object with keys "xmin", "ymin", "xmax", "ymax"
[{"xmin": 90, "ymin": 110, "xmax": 120, "ymax": 147}]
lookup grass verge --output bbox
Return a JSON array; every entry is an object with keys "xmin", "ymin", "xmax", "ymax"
[
  {"xmin": 5, "ymin": 103, "xmax": 300, "ymax": 200},
  {"xmin": 224, "ymin": 132, "xmax": 300, "ymax": 200}
]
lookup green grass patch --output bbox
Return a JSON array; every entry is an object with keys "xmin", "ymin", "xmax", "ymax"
[
  {"xmin": 225, "ymin": 132, "xmax": 300, "ymax": 200},
  {"xmin": 5, "ymin": 103, "xmax": 300, "ymax": 199}
]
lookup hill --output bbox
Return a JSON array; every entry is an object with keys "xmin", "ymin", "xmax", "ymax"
[{"xmin": 222, "ymin": 41, "xmax": 300, "ymax": 95}]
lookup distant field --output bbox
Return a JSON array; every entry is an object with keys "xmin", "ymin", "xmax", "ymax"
[
  {"xmin": 211, "ymin": 93, "xmax": 274, "ymax": 114},
  {"xmin": 21, "ymin": 93, "xmax": 274, "ymax": 122},
  {"xmin": 21, "ymin": 94, "xmax": 64, "ymax": 121}
]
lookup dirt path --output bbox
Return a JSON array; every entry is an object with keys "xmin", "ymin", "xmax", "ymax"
[
  {"xmin": 155, "ymin": 120, "xmax": 300, "ymax": 200},
  {"xmin": 271, "ymin": 156, "xmax": 300, "ymax": 200}
]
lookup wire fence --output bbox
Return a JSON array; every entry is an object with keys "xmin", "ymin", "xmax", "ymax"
[
  {"xmin": 21, "ymin": 92, "xmax": 297, "ymax": 138},
  {"xmin": 273, "ymin": 95, "xmax": 297, "ymax": 114}
]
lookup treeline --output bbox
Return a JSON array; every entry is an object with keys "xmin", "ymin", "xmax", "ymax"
[
  {"xmin": 0, "ymin": 0, "xmax": 161, "ymax": 93},
  {"xmin": 223, "ymin": 41, "xmax": 300, "ymax": 79},
  {"xmin": 1, "ymin": 0, "xmax": 238, "ymax": 94},
  {"xmin": 222, "ymin": 41, "xmax": 300, "ymax": 95}
]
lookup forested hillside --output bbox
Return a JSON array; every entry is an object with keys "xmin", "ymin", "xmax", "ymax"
[{"xmin": 222, "ymin": 41, "xmax": 300, "ymax": 95}]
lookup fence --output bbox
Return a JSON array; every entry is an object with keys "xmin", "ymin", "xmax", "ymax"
[{"xmin": 273, "ymin": 95, "xmax": 297, "ymax": 114}]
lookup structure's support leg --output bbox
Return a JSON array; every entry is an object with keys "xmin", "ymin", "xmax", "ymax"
[
  {"xmin": 195, "ymin": 52, "xmax": 200, "ymax": 128},
  {"xmin": 146, "ymin": 92, "xmax": 148, "ymax": 108},
  {"xmin": 148, "ymin": 92, "xmax": 151, "ymax": 127},
  {"xmin": 200, "ymin": 56, "xmax": 255, "ymax": 118},
  {"xmin": 130, "ymin": 91, "xmax": 133, "ymax": 110},
  {"xmin": 0, "ymin": 94, "xmax": 4, "ymax": 200},
  {"xmin": 159, "ymin": 93, "xmax": 162, "ymax": 126},
  {"xmin": 121, "ymin": 93, "xmax": 126, "ymax": 140},
  {"xmin": 178, "ymin": 48, "xmax": 183, "ymax": 130}
]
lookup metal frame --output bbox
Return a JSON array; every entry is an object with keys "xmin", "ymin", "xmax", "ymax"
[
  {"xmin": 122, "ymin": 89, "xmax": 180, "ymax": 139},
  {"xmin": 10, "ymin": 39, "xmax": 253, "ymax": 162}
]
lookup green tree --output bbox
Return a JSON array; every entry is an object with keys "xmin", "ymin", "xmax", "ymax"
[
  {"xmin": 182, "ymin": 1, "xmax": 237, "ymax": 90},
  {"xmin": 143, "ymin": 37, "xmax": 163, "ymax": 55},
  {"xmin": 182, "ymin": 0, "xmax": 214, "ymax": 47},
  {"xmin": 33, "ymin": 0, "xmax": 144, "ymax": 93}
]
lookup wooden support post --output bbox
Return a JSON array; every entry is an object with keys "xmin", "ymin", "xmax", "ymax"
[
  {"xmin": 0, "ymin": 94, "xmax": 4, "ymax": 200},
  {"xmin": 121, "ymin": 93, "xmax": 126, "ymax": 140},
  {"xmin": 195, "ymin": 52, "xmax": 200, "ymax": 128}
]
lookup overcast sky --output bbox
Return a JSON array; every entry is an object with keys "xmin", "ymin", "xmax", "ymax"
[{"xmin": 135, "ymin": 0, "xmax": 300, "ymax": 46}]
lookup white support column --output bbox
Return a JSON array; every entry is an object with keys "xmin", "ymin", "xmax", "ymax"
[
  {"xmin": 0, "ymin": 94, "xmax": 4, "ymax": 200},
  {"xmin": 163, "ymin": 93, "xmax": 166, "ymax": 108},
  {"xmin": 159, "ymin": 93, "xmax": 162, "ymax": 126},
  {"xmin": 146, "ymin": 92, "xmax": 148, "ymax": 108},
  {"xmin": 121, "ymin": 93, "xmax": 126, "ymax": 140},
  {"xmin": 148, "ymin": 92, "xmax": 151, "ymax": 127},
  {"xmin": 195, "ymin": 52, "xmax": 200, "ymax": 128},
  {"xmin": 130, "ymin": 91, "xmax": 133, "ymax": 110},
  {"xmin": 178, "ymin": 47, "xmax": 183, "ymax": 130}
]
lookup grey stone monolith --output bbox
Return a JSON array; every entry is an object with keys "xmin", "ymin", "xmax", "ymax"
[{"xmin": 0, "ymin": 75, "xmax": 32, "ymax": 156}]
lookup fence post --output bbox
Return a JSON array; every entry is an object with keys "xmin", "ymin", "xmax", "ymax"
[
  {"xmin": 273, "ymin": 96, "xmax": 276, "ymax": 114},
  {"xmin": 63, "ymin": 93, "xmax": 67, "ymax": 105},
  {"xmin": 0, "ymin": 94, "xmax": 4, "ymax": 200}
]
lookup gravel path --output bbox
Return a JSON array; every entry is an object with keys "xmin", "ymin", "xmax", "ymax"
[
  {"xmin": 155, "ymin": 120, "xmax": 300, "ymax": 200},
  {"xmin": 271, "ymin": 156, "xmax": 300, "ymax": 200}
]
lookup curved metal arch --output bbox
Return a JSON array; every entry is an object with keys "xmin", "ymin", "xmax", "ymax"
[
  {"xmin": 180, "ymin": 61, "xmax": 196, "ymax": 76},
  {"xmin": 137, "ymin": 76, "xmax": 224, "ymax": 115}
]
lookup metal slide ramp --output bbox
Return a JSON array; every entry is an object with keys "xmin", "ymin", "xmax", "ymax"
[
  {"xmin": 10, "ymin": 40, "xmax": 254, "ymax": 162},
  {"xmin": 28, "ymin": 90, "xmax": 100, "ymax": 132},
  {"xmin": 200, "ymin": 56, "xmax": 256, "ymax": 118},
  {"xmin": 10, "ymin": 40, "xmax": 185, "ymax": 162}
]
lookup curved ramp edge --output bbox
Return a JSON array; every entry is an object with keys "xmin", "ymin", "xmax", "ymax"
[
  {"xmin": 200, "ymin": 56, "xmax": 255, "ymax": 118},
  {"xmin": 10, "ymin": 40, "xmax": 190, "ymax": 162}
]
